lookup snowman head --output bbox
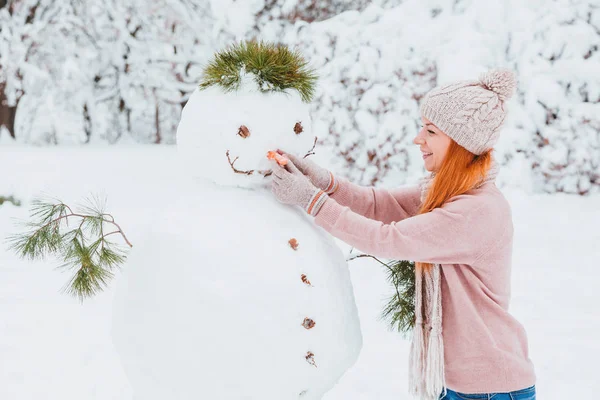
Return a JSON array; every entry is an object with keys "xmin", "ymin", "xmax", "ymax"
[{"xmin": 176, "ymin": 41, "xmax": 318, "ymax": 189}]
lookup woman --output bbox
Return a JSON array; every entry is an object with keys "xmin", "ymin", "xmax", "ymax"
[{"xmin": 270, "ymin": 69, "xmax": 536, "ymax": 400}]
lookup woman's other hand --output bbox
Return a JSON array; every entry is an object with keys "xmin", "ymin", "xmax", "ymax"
[
  {"xmin": 276, "ymin": 149, "xmax": 338, "ymax": 194},
  {"xmin": 270, "ymin": 158, "xmax": 328, "ymax": 216}
]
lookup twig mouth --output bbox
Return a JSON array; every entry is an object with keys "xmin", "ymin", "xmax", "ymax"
[
  {"xmin": 225, "ymin": 136, "xmax": 317, "ymax": 178},
  {"xmin": 226, "ymin": 150, "xmax": 254, "ymax": 175},
  {"xmin": 226, "ymin": 150, "xmax": 272, "ymax": 177}
]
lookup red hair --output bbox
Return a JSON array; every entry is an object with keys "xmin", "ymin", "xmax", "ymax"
[{"xmin": 416, "ymin": 140, "xmax": 493, "ymax": 273}]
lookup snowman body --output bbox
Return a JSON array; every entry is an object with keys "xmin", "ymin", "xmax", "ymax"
[{"xmin": 112, "ymin": 76, "xmax": 362, "ymax": 400}]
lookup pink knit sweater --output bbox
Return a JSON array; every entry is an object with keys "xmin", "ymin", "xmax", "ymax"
[{"xmin": 314, "ymin": 177, "xmax": 536, "ymax": 394}]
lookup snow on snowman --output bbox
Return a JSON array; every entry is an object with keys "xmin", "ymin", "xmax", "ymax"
[{"xmin": 111, "ymin": 41, "xmax": 363, "ymax": 400}]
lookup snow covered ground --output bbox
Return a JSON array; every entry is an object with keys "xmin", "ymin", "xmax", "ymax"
[{"xmin": 1, "ymin": 146, "xmax": 598, "ymax": 399}]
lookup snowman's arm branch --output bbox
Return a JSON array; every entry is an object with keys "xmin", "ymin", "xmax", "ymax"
[{"xmin": 303, "ymin": 136, "xmax": 318, "ymax": 158}]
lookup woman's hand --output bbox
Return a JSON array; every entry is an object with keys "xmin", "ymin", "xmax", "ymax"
[
  {"xmin": 270, "ymin": 158, "xmax": 329, "ymax": 216},
  {"xmin": 276, "ymin": 150, "xmax": 338, "ymax": 194}
]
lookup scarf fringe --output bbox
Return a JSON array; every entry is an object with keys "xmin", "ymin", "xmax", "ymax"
[
  {"xmin": 409, "ymin": 264, "xmax": 426, "ymax": 397},
  {"xmin": 424, "ymin": 265, "xmax": 445, "ymax": 398},
  {"xmin": 408, "ymin": 321, "xmax": 426, "ymax": 396},
  {"xmin": 424, "ymin": 327, "xmax": 445, "ymax": 399},
  {"xmin": 410, "ymin": 264, "xmax": 445, "ymax": 400}
]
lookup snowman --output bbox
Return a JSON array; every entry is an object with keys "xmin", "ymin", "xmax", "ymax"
[{"xmin": 111, "ymin": 41, "xmax": 362, "ymax": 400}]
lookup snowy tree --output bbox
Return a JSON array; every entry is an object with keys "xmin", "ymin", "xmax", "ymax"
[
  {"xmin": 253, "ymin": 0, "xmax": 600, "ymax": 193},
  {"xmin": 1, "ymin": 0, "xmax": 598, "ymax": 193},
  {"xmin": 250, "ymin": 4, "xmax": 438, "ymax": 186},
  {"xmin": 507, "ymin": 0, "xmax": 600, "ymax": 194},
  {"xmin": 1, "ymin": 0, "xmax": 214, "ymax": 144},
  {"xmin": 86, "ymin": 0, "xmax": 213, "ymax": 144},
  {"xmin": 0, "ymin": 0, "xmax": 75, "ymax": 142}
]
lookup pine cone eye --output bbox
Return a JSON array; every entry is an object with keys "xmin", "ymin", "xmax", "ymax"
[
  {"xmin": 294, "ymin": 122, "xmax": 303, "ymax": 134},
  {"xmin": 302, "ymin": 318, "xmax": 316, "ymax": 329},
  {"xmin": 238, "ymin": 125, "xmax": 250, "ymax": 138}
]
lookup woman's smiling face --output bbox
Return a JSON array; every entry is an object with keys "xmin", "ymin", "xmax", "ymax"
[{"xmin": 413, "ymin": 116, "xmax": 453, "ymax": 172}]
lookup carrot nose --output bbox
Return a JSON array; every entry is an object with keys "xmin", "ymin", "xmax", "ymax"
[{"xmin": 266, "ymin": 151, "xmax": 288, "ymax": 166}]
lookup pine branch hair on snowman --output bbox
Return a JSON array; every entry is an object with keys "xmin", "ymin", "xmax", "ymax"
[{"xmin": 199, "ymin": 40, "xmax": 318, "ymax": 103}]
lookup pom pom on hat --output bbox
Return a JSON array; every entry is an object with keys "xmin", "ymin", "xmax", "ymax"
[{"xmin": 478, "ymin": 68, "xmax": 517, "ymax": 101}]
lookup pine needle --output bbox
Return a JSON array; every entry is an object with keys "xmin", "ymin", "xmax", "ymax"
[
  {"xmin": 199, "ymin": 40, "xmax": 318, "ymax": 103},
  {"xmin": 98, "ymin": 245, "xmax": 126, "ymax": 270},
  {"xmin": 348, "ymin": 252, "xmax": 417, "ymax": 337},
  {"xmin": 380, "ymin": 259, "xmax": 416, "ymax": 337},
  {"xmin": 6, "ymin": 194, "xmax": 132, "ymax": 302}
]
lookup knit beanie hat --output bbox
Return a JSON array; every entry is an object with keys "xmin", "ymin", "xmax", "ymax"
[{"xmin": 419, "ymin": 68, "xmax": 517, "ymax": 155}]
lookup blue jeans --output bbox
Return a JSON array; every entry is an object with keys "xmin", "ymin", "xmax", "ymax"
[{"xmin": 439, "ymin": 385, "xmax": 536, "ymax": 400}]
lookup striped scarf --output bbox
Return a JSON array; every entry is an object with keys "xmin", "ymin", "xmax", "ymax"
[{"xmin": 408, "ymin": 160, "xmax": 500, "ymax": 400}]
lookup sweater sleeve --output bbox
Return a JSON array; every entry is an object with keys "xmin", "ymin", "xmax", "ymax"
[
  {"xmin": 330, "ymin": 177, "xmax": 422, "ymax": 223},
  {"xmin": 314, "ymin": 195, "xmax": 494, "ymax": 265}
]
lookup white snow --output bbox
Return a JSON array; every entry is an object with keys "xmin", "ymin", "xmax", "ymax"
[{"xmin": 1, "ymin": 146, "xmax": 599, "ymax": 399}]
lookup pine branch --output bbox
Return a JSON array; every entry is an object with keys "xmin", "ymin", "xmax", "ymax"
[
  {"xmin": 347, "ymin": 250, "xmax": 416, "ymax": 337},
  {"xmin": 6, "ymin": 194, "xmax": 132, "ymax": 301},
  {"xmin": 199, "ymin": 40, "xmax": 318, "ymax": 103},
  {"xmin": 380, "ymin": 259, "xmax": 416, "ymax": 337}
]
